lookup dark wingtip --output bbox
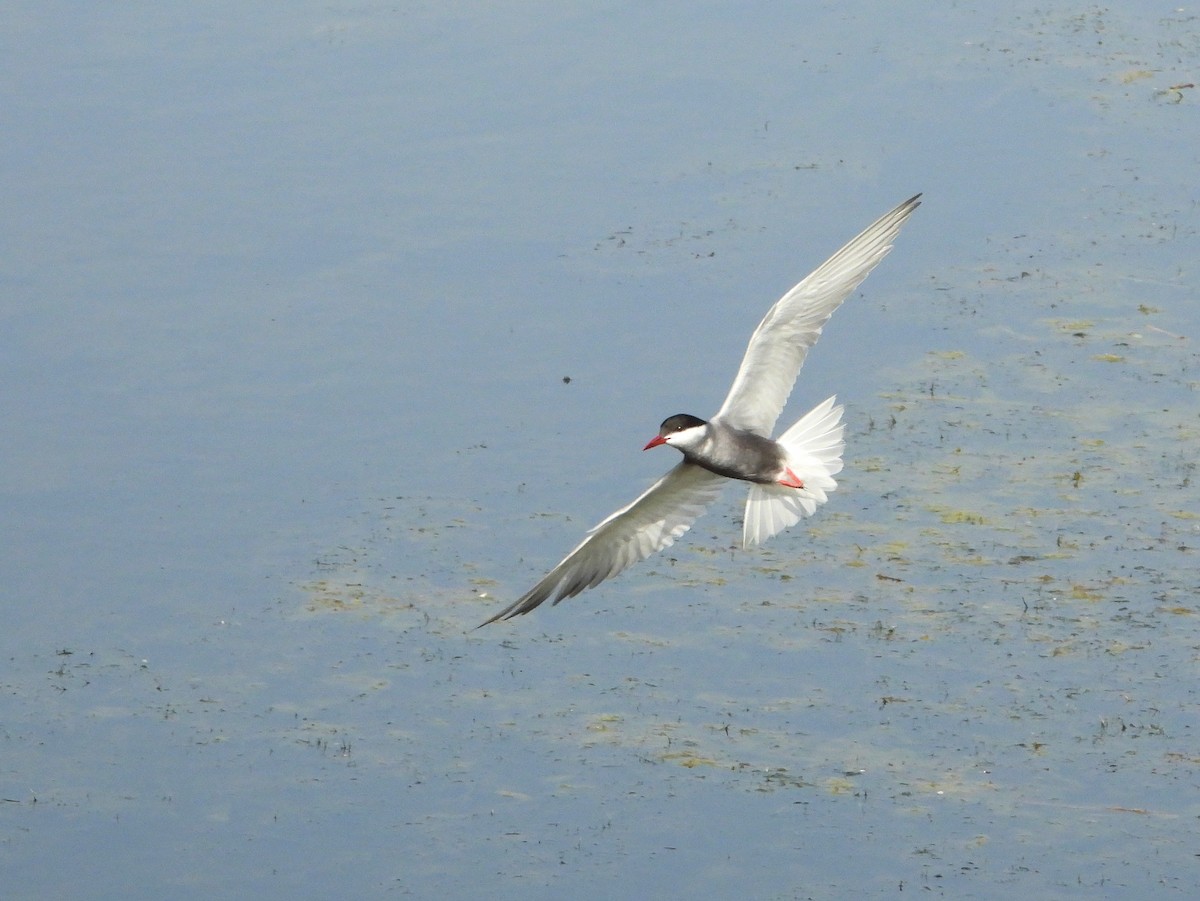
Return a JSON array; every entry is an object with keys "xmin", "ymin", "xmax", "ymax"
[
  {"xmin": 475, "ymin": 606, "xmax": 514, "ymax": 629},
  {"xmin": 476, "ymin": 577, "xmax": 565, "ymax": 628},
  {"xmin": 475, "ymin": 590, "xmax": 541, "ymax": 628}
]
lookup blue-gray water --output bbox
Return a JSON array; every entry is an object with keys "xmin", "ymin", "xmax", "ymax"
[{"xmin": 3, "ymin": 3, "xmax": 1198, "ymax": 898}]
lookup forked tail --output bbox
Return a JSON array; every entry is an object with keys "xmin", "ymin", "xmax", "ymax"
[{"xmin": 742, "ymin": 396, "xmax": 845, "ymax": 547}]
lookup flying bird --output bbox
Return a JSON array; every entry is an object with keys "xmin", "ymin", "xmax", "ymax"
[{"xmin": 480, "ymin": 195, "xmax": 921, "ymax": 626}]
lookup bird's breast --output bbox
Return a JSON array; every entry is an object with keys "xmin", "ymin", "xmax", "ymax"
[{"xmin": 685, "ymin": 426, "xmax": 785, "ymax": 484}]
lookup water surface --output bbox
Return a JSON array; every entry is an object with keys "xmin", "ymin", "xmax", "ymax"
[{"xmin": 2, "ymin": 3, "xmax": 1198, "ymax": 898}]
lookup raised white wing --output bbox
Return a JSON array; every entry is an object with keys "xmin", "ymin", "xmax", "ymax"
[
  {"xmin": 479, "ymin": 462, "xmax": 726, "ymax": 625},
  {"xmin": 714, "ymin": 194, "xmax": 921, "ymax": 436}
]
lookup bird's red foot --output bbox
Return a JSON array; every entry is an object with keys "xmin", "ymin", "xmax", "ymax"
[{"xmin": 777, "ymin": 468, "xmax": 805, "ymax": 489}]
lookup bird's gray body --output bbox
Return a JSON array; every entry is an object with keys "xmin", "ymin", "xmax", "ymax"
[{"xmin": 669, "ymin": 420, "xmax": 787, "ymax": 484}]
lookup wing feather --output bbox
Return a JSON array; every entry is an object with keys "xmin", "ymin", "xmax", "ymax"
[
  {"xmin": 479, "ymin": 463, "xmax": 726, "ymax": 625},
  {"xmin": 715, "ymin": 194, "xmax": 921, "ymax": 435}
]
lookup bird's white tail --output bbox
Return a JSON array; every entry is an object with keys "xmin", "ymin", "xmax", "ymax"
[{"xmin": 742, "ymin": 396, "xmax": 845, "ymax": 547}]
